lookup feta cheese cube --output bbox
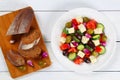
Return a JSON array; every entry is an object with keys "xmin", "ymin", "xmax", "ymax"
[
  {"xmin": 92, "ymin": 40, "xmax": 100, "ymax": 46},
  {"xmin": 75, "ymin": 16, "xmax": 83, "ymax": 23},
  {"xmin": 89, "ymin": 56, "xmax": 97, "ymax": 63},
  {"xmin": 78, "ymin": 24, "xmax": 86, "ymax": 33},
  {"xmin": 94, "ymin": 28, "xmax": 103, "ymax": 34},
  {"xmin": 81, "ymin": 36, "xmax": 90, "ymax": 44},
  {"xmin": 77, "ymin": 51, "xmax": 85, "ymax": 58},
  {"xmin": 67, "ymin": 27, "xmax": 75, "ymax": 34},
  {"xmin": 60, "ymin": 37, "xmax": 66, "ymax": 43}
]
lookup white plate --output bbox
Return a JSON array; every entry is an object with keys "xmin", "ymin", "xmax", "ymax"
[{"xmin": 51, "ymin": 8, "xmax": 116, "ymax": 73}]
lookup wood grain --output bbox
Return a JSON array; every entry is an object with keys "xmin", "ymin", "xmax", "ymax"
[{"xmin": 0, "ymin": 7, "xmax": 51, "ymax": 78}]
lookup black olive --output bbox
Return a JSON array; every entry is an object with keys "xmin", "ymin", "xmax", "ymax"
[
  {"xmin": 84, "ymin": 57, "xmax": 91, "ymax": 63},
  {"xmin": 62, "ymin": 50, "xmax": 68, "ymax": 56},
  {"xmin": 88, "ymin": 40, "xmax": 95, "ymax": 49}
]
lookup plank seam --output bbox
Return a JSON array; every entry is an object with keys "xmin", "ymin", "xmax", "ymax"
[
  {"xmin": 1, "ymin": 70, "xmax": 120, "ymax": 73},
  {"xmin": 93, "ymin": 71, "xmax": 120, "ymax": 72},
  {"xmin": 1, "ymin": 10, "xmax": 120, "ymax": 12},
  {"xmin": 0, "ymin": 70, "xmax": 74, "ymax": 72}
]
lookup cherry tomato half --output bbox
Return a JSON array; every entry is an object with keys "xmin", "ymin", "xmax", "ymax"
[
  {"xmin": 95, "ymin": 46, "xmax": 102, "ymax": 53},
  {"xmin": 86, "ymin": 20, "xmax": 97, "ymax": 29},
  {"xmin": 74, "ymin": 57, "xmax": 83, "ymax": 64}
]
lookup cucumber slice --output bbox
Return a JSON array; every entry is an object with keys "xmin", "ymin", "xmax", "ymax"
[
  {"xmin": 99, "ymin": 46, "xmax": 106, "ymax": 55},
  {"xmin": 62, "ymin": 28, "xmax": 68, "ymax": 34},
  {"xmin": 68, "ymin": 53, "xmax": 76, "ymax": 60},
  {"xmin": 77, "ymin": 44, "xmax": 84, "ymax": 50},
  {"xmin": 92, "ymin": 35, "xmax": 100, "ymax": 40},
  {"xmin": 73, "ymin": 36, "xmax": 80, "ymax": 42},
  {"xmin": 76, "ymin": 30, "xmax": 84, "ymax": 36},
  {"xmin": 97, "ymin": 23, "xmax": 104, "ymax": 30},
  {"xmin": 76, "ymin": 30, "xmax": 81, "ymax": 34}
]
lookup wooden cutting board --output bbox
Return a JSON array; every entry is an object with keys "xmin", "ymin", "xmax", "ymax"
[{"xmin": 0, "ymin": 7, "xmax": 51, "ymax": 78}]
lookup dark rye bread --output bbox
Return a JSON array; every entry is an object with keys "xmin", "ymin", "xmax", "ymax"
[
  {"xmin": 6, "ymin": 7, "xmax": 34, "ymax": 35},
  {"xmin": 18, "ymin": 45, "xmax": 41, "ymax": 59},
  {"xmin": 19, "ymin": 29, "xmax": 40, "ymax": 50},
  {"xmin": 7, "ymin": 50, "xmax": 25, "ymax": 66},
  {"xmin": 20, "ymin": 29, "xmax": 40, "ymax": 44}
]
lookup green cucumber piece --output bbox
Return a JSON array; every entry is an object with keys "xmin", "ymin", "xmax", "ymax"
[
  {"xmin": 76, "ymin": 30, "xmax": 84, "ymax": 36},
  {"xmin": 73, "ymin": 36, "xmax": 80, "ymax": 42},
  {"xmin": 85, "ymin": 45, "xmax": 93, "ymax": 51},
  {"xmin": 99, "ymin": 46, "xmax": 106, "ymax": 55},
  {"xmin": 76, "ymin": 30, "xmax": 81, "ymax": 34},
  {"xmin": 97, "ymin": 23, "xmax": 104, "ymax": 30},
  {"xmin": 92, "ymin": 35, "xmax": 100, "ymax": 40},
  {"xmin": 77, "ymin": 44, "xmax": 84, "ymax": 50},
  {"xmin": 68, "ymin": 53, "xmax": 77, "ymax": 60},
  {"xmin": 65, "ymin": 22, "xmax": 72, "ymax": 28},
  {"xmin": 62, "ymin": 28, "xmax": 68, "ymax": 34}
]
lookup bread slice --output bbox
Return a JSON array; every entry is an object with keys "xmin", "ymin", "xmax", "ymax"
[
  {"xmin": 19, "ymin": 29, "xmax": 40, "ymax": 50},
  {"xmin": 19, "ymin": 45, "xmax": 41, "ymax": 59},
  {"xmin": 7, "ymin": 50, "xmax": 25, "ymax": 66}
]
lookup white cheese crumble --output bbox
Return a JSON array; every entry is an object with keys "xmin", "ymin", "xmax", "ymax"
[
  {"xmin": 60, "ymin": 37, "xmax": 66, "ymax": 44},
  {"xmin": 89, "ymin": 56, "xmax": 97, "ymax": 63},
  {"xmin": 75, "ymin": 16, "xmax": 83, "ymax": 23},
  {"xmin": 94, "ymin": 28, "xmax": 103, "ymax": 34},
  {"xmin": 92, "ymin": 40, "xmax": 100, "ymax": 46},
  {"xmin": 81, "ymin": 36, "xmax": 89, "ymax": 44},
  {"xmin": 77, "ymin": 51, "xmax": 85, "ymax": 58},
  {"xmin": 78, "ymin": 24, "xmax": 86, "ymax": 33},
  {"xmin": 67, "ymin": 27, "xmax": 75, "ymax": 34}
]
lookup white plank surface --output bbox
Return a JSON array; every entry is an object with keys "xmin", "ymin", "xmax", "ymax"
[
  {"xmin": 0, "ymin": 0, "xmax": 120, "ymax": 80},
  {"xmin": 0, "ymin": 0, "xmax": 120, "ymax": 10},
  {"xmin": 1, "ymin": 12, "xmax": 120, "ymax": 41}
]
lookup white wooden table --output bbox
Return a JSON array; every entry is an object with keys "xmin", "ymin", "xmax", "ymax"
[{"xmin": 0, "ymin": 0, "xmax": 120, "ymax": 80}]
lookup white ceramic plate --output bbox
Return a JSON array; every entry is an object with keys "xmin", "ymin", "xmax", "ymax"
[{"xmin": 51, "ymin": 8, "xmax": 116, "ymax": 73}]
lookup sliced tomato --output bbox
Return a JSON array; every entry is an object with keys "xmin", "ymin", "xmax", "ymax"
[
  {"xmin": 60, "ymin": 44, "xmax": 70, "ymax": 50},
  {"xmin": 68, "ymin": 47, "xmax": 77, "ymax": 53},
  {"xmin": 74, "ymin": 57, "xmax": 83, "ymax": 64},
  {"xmin": 61, "ymin": 32, "xmax": 67, "ymax": 38},
  {"xmin": 86, "ymin": 20, "xmax": 97, "ymax": 30},
  {"xmin": 73, "ymin": 25, "xmax": 79, "ymax": 30},
  {"xmin": 72, "ymin": 19, "xmax": 79, "ymax": 30},
  {"xmin": 95, "ymin": 46, "xmax": 102, "ymax": 53}
]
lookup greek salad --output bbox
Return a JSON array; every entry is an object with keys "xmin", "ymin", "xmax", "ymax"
[{"xmin": 60, "ymin": 16, "xmax": 107, "ymax": 65}]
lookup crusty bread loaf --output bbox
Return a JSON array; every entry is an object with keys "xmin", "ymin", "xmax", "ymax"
[
  {"xmin": 18, "ymin": 45, "xmax": 41, "ymax": 59},
  {"xmin": 6, "ymin": 7, "xmax": 34, "ymax": 35}
]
